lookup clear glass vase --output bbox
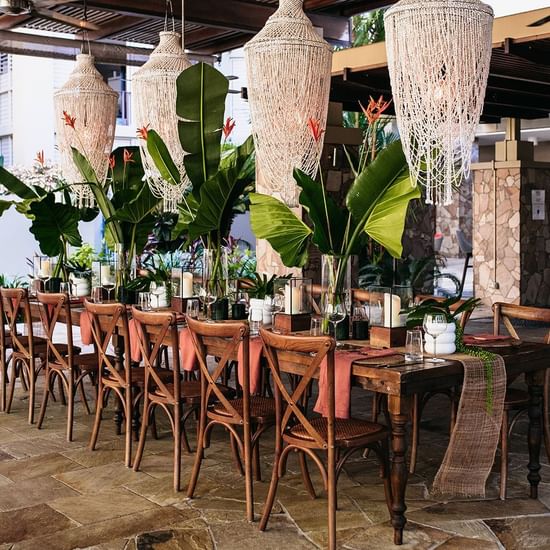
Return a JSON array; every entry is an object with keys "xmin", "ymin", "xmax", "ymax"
[
  {"xmin": 321, "ymin": 255, "xmax": 352, "ymax": 342},
  {"xmin": 201, "ymin": 248, "xmax": 229, "ymax": 320}
]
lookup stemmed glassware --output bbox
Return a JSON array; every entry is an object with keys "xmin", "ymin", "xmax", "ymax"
[
  {"xmin": 186, "ymin": 299, "xmax": 200, "ymax": 320},
  {"xmin": 267, "ymin": 291, "xmax": 285, "ymax": 331},
  {"xmin": 198, "ymin": 283, "xmax": 217, "ymax": 322},
  {"xmin": 423, "ymin": 313, "xmax": 447, "ymax": 363},
  {"xmin": 101, "ymin": 263, "xmax": 116, "ymax": 302},
  {"xmin": 322, "ymin": 292, "xmax": 347, "ymax": 347}
]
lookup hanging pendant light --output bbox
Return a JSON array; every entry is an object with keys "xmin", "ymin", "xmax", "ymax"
[
  {"xmin": 385, "ymin": 0, "xmax": 494, "ymax": 206},
  {"xmin": 54, "ymin": 53, "xmax": 118, "ymax": 208},
  {"xmin": 244, "ymin": 0, "xmax": 332, "ymax": 207},
  {"xmin": 132, "ymin": 0, "xmax": 192, "ymax": 212}
]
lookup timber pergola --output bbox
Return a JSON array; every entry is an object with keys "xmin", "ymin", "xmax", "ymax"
[{"xmin": 330, "ymin": 7, "xmax": 550, "ymax": 122}]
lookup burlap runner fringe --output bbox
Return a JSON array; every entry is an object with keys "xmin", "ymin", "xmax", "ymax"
[{"xmin": 431, "ymin": 354, "xmax": 506, "ymax": 498}]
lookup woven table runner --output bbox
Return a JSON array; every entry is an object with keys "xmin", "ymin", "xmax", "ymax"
[{"xmin": 432, "ymin": 353, "xmax": 506, "ymax": 497}]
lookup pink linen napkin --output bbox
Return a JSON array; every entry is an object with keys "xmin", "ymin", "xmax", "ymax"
[
  {"xmin": 179, "ymin": 327, "xmax": 199, "ymax": 372},
  {"xmin": 463, "ymin": 333, "xmax": 512, "ymax": 345},
  {"xmin": 80, "ymin": 311, "xmax": 93, "ymax": 345},
  {"xmin": 237, "ymin": 337, "xmax": 263, "ymax": 395},
  {"xmin": 356, "ymin": 347, "xmax": 402, "ymax": 358}
]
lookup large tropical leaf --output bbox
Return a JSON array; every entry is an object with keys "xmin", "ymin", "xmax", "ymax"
[
  {"xmin": 71, "ymin": 147, "xmax": 99, "ymax": 184},
  {"xmin": 0, "ymin": 200, "xmax": 12, "ymax": 217},
  {"xmin": 249, "ymin": 193, "xmax": 312, "ymax": 268},
  {"xmin": 177, "ymin": 63, "xmax": 228, "ymax": 193},
  {"xmin": 346, "ymin": 140, "xmax": 421, "ymax": 258},
  {"xmin": 110, "ymin": 146, "xmax": 145, "ymax": 193},
  {"xmin": 294, "ymin": 169, "xmax": 347, "ymax": 255},
  {"xmin": 0, "ymin": 166, "xmax": 41, "ymax": 200},
  {"xmin": 187, "ymin": 138, "xmax": 255, "ymax": 242},
  {"xmin": 28, "ymin": 194, "xmax": 82, "ymax": 257},
  {"xmin": 114, "ymin": 184, "xmax": 161, "ymax": 224},
  {"xmin": 146, "ymin": 130, "xmax": 181, "ymax": 187}
]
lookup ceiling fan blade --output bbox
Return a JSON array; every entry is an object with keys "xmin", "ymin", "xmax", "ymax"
[
  {"xmin": 34, "ymin": 7, "xmax": 101, "ymax": 30},
  {"xmin": 528, "ymin": 15, "xmax": 550, "ymax": 27}
]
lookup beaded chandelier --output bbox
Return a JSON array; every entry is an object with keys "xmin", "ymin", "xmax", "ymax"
[
  {"xmin": 132, "ymin": 30, "xmax": 192, "ymax": 212},
  {"xmin": 385, "ymin": 0, "xmax": 494, "ymax": 205},
  {"xmin": 244, "ymin": 0, "xmax": 332, "ymax": 207},
  {"xmin": 54, "ymin": 54, "xmax": 118, "ymax": 208}
]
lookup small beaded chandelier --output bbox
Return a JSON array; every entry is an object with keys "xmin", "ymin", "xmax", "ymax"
[
  {"xmin": 385, "ymin": 0, "xmax": 494, "ymax": 205},
  {"xmin": 244, "ymin": 0, "xmax": 332, "ymax": 207},
  {"xmin": 132, "ymin": 29, "xmax": 192, "ymax": 212},
  {"xmin": 54, "ymin": 53, "xmax": 118, "ymax": 208}
]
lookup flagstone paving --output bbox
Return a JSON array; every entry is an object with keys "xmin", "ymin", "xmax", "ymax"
[{"xmin": 0, "ymin": 319, "xmax": 549, "ymax": 549}]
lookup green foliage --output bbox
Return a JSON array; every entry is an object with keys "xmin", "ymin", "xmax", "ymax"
[
  {"xmin": 66, "ymin": 244, "xmax": 95, "ymax": 277},
  {"xmin": 226, "ymin": 239, "xmax": 256, "ymax": 280},
  {"xmin": 0, "ymin": 165, "xmax": 42, "ymax": 200},
  {"xmin": 245, "ymin": 272, "xmax": 279, "ymax": 300},
  {"xmin": 146, "ymin": 129, "xmax": 181, "ymax": 187},
  {"xmin": 176, "ymin": 63, "xmax": 229, "ymax": 193},
  {"xmin": 0, "ymin": 274, "xmax": 28, "ymax": 288},
  {"xmin": 406, "ymin": 296, "xmax": 480, "ymax": 328}
]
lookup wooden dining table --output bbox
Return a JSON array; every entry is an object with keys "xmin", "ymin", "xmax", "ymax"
[{"xmin": 34, "ymin": 301, "xmax": 549, "ymax": 546}]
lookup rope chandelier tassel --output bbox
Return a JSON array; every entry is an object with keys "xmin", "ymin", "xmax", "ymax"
[
  {"xmin": 385, "ymin": 0, "xmax": 494, "ymax": 206},
  {"xmin": 132, "ymin": 30, "xmax": 192, "ymax": 212},
  {"xmin": 54, "ymin": 53, "xmax": 118, "ymax": 208},
  {"xmin": 244, "ymin": 0, "xmax": 332, "ymax": 207}
]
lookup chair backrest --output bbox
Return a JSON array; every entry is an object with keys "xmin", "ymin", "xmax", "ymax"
[
  {"xmin": 186, "ymin": 316, "xmax": 249, "ymax": 423},
  {"xmin": 493, "ymin": 302, "xmax": 550, "ymax": 344},
  {"xmin": 84, "ymin": 300, "xmax": 131, "ymax": 387},
  {"xmin": 259, "ymin": 328, "xmax": 335, "ymax": 449},
  {"xmin": 36, "ymin": 292, "xmax": 77, "ymax": 369},
  {"xmin": 0, "ymin": 288, "xmax": 35, "ymax": 360},
  {"xmin": 131, "ymin": 307, "xmax": 180, "ymax": 398}
]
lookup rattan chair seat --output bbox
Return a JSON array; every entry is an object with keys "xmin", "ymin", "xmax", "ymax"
[{"xmin": 211, "ymin": 396, "xmax": 275, "ymax": 422}]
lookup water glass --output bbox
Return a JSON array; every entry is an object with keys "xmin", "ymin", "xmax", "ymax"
[
  {"xmin": 310, "ymin": 316, "xmax": 322, "ymax": 336},
  {"xmin": 138, "ymin": 292, "xmax": 151, "ymax": 311},
  {"xmin": 91, "ymin": 286, "xmax": 103, "ymax": 303},
  {"xmin": 405, "ymin": 329, "xmax": 424, "ymax": 363},
  {"xmin": 186, "ymin": 299, "xmax": 200, "ymax": 319},
  {"xmin": 250, "ymin": 319, "xmax": 261, "ymax": 336},
  {"xmin": 59, "ymin": 282, "xmax": 71, "ymax": 295}
]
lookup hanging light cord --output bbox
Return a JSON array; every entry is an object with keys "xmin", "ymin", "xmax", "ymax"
[
  {"xmin": 181, "ymin": 0, "xmax": 185, "ymax": 50},
  {"xmin": 164, "ymin": 0, "xmax": 175, "ymax": 33},
  {"xmin": 81, "ymin": 0, "xmax": 91, "ymax": 55}
]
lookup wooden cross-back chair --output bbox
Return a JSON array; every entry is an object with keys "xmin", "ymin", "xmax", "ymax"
[
  {"xmin": 186, "ymin": 317, "xmax": 274, "ymax": 521},
  {"xmin": 131, "ymin": 308, "xmax": 201, "ymax": 491},
  {"xmin": 35, "ymin": 292, "xmax": 99, "ymax": 441},
  {"xmin": 258, "ymin": 328, "xmax": 392, "ymax": 549},
  {"xmin": 84, "ymin": 300, "xmax": 135, "ymax": 467},
  {"xmin": 0, "ymin": 291, "xmax": 13, "ymax": 413},
  {"xmin": 493, "ymin": 302, "xmax": 550, "ymax": 499},
  {"xmin": 1, "ymin": 287, "xmax": 51, "ymax": 423}
]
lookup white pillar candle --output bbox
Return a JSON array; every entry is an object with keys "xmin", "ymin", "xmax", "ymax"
[
  {"xmin": 181, "ymin": 272, "xmax": 193, "ymax": 298},
  {"xmin": 39, "ymin": 260, "xmax": 52, "ymax": 278},
  {"xmin": 383, "ymin": 293, "xmax": 402, "ymax": 328},
  {"xmin": 285, "ymin": 283, "xmax": 301, "ymax": 315},
  {"xmin": 100, "ymin": 265, "xmax": 112, "ymax": 284}
]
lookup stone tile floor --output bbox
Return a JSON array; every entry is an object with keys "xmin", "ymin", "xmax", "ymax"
[{"xmin": 0, "ymin": 319, "xmax": 549, "ymax": 549}]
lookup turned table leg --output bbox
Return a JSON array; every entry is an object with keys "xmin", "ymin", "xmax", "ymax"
[
  {"xmin": 388, "ymin": 395, "xmax": 410, "ymax": 546},
  {"xmin": 526, "ymin": 371, "xmax": 544, "ymax": 499}
]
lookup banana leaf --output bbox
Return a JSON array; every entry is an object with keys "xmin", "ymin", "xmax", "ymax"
[
  {"xmin": 146, "ymin": 130, "xmax": 181, "ymax": 187},
  {"xmin": 249, "ymin": 193, "xmax": 312, "ymax": 268},
  {"xmin": 177, "ymin": 63, "xmax": 228, "ymax": 194},
  {"xmin": 0, "ymin": 166, "xmax": 41, "ymax": 200},
  {"xmin": 113, "ymin": 184, "xmax": 160, "ymax": 225},
  {"xmin": 294, "ymin": 169, "xmax": 348, "ymax": 255},
  {"xmin": 28, "ymin": 193, "xmax": 82, "ymax": 257},
  {"xmin": 346, "ymin": 140, "xmax": 421, "ymax": 258}
]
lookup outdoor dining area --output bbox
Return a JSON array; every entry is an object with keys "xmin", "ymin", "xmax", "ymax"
[{"xmin": 0, "ymin": 0, "xmax": 550, "ymax": 548}]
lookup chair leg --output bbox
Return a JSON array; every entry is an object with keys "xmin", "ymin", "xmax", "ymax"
[
  {"xmin": 252, "ymin": 438, "xmax": 261, "ymax": 482},
  {"xmin": 6, "ymin": 360, "xmax": 18, "ymax": 414},
  {"xmin": 0, "ymin": 353, "xmax": 6, "ymax": 413},
  {"xmin": 409, "ymin": 394, "xmax": 420, "ymax": 475},
  {"xmin": 230, "ymin": 431, "xmax": 244, "ymax": 476},
  {"xmin": 299, "ymin": 451, "xmax": 316, "ymax": 499},
  {"xmin": 259, "ymin": 433, "xmax": 282, "ymax": 532},
  {"xmin": 27, "ymin": 362, "xmax": 36, "ymax": 424},
  {"xmin": 173, "ymin": 405, "xmax": 182, "ymax": 492},
  {"xmin": 133, "ymin": 398, "xmax": 149, "ymax": 473},
  {"xmin": 327, "ymin": 446, "xmax": 337, "ymax": 550},
  {"xmin": 77, "ymin": 376, "xmax": 92, "ymax": 415},
  {"xmin": 500, "ymin": 410, "xmax": 509, "ymax": 500},
  {"xmin": 187, "ymin": 405, "xmax": 207, "ymax": 499},
  {"xmin": 89, "ymin": 388, "xmax": 104, "ymax": 452},
  {"xmin": 543, "ymin": 371, "xmax": 550, "ymax": 463},
  {"xmin": 67, "ymin": 377, "xmax": 74, "ymax": 442},
  {"xmin": 37, "ymin": 368, "xmax": 53, "ymax": 429}
]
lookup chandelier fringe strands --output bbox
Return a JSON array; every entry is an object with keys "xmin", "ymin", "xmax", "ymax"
[
  {"xmin": 244, "ymin": 0, "xmax": 332, "ymax": 207},
  {"xmin": 384, "ymin": 0, "xmax": 494, "ymax": 206},
  {"xmin": 132, "ymin": 28, "xmax": 192, "ymax": 213},
  {"xmin": 54, "ymin": 54, "xmax": 118, "ymax": 208}
]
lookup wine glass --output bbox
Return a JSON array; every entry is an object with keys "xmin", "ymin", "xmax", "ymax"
[
  {"xmin": 267, "ymin": 292, "xmax": 285, "ymax": 331},
  {"xmin": 322, "ymin": 294, "xmax": 347, "ymax": 347},
  {"xmin": 101, "ymin": 263, "xmax": 116, "ymax": 302},
  {"xmin": 423, "ymin": 313, "xmax": 447, "ymax": 363},
  {"xmin": 186, "ymin": 299, "xmax": 200, "ymax": 320},
  {"xmin": 198, "ymin": 281, "xmax": 217, "ymax": 322}
]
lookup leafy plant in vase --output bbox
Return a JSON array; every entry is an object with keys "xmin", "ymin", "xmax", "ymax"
[
  {"xmin": 66, "ymin": 243, "xmax": 95, "ymax": 296},
  {"xmin": 145, "ymin": 62, "xmax": 256, "ymax": 320},
  {"xmin": 250, "ymin": 98, "xmax": 421, "ymax": 339}
]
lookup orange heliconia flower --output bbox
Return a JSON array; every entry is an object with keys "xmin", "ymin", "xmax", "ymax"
[
  {"xmin": 360, "ymin": 95, "xmax": 392, "ymax": 125},
  {"xmin": 307, "ymin": 117, "xmax": 325, "ymax": 143},
  {"xmin": 35, "ymin": 150, "xmax": 45, "ymax": 167},
  {"xmin": 123, "ymin": 149, "xmax": 134, "ymax": 164},
  {"xmin": 108, "ymin": 155, "xmax": 116, "ymax": 169},
  {"xmin": 62, "ymin": 110, "xmax": 76, "ymax": 129},
  {"xmin": 222, "ymin": 117, "xmax": 236, "ymax": 139},
  {"xmin": 137, "ymin": 124, "xmax": 150, "ymax": 140}
]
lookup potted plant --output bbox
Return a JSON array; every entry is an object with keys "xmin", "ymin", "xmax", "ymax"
[
  {"xmin": 243, "ymin": 272, "xmax": 278, "ymax": 324},
  {"xmin": 406, "ymin": 296, "xmax": 480, "ymax": 355},
  {"xmin": 141, "ymin": 254, "xmax": 172, "ymax": 309},
  {"xmin": 66, "ymin": 243, "xmax": 95, "ymax": 296}
]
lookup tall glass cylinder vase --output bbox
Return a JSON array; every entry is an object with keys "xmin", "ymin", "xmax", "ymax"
[
  {"xmin": 321, "ymin": 254, "xmax": 352, "ymax": 341},
  {"xmin": 115, "ymin": 244, "xmax": 136, "ymax": 304},
  {"xmin": 201, "ymin": 248, "xmax": 229, "ymax": 321}
]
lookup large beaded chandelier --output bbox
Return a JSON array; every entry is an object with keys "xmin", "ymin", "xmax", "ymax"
[
  {"xmin": 132, "ymin": 29, "xmax": 192, "ymax": 212},
  {"xmin": 385, "ymin": 0, "xmax": 494, "ymax": 205},
  {"xmin": 54, "ymin": 53, "xmax": 118, "ymax": 208},
  {"xmin": 244, "ymin": 0, "xmax": 332, "ymax": 207}
]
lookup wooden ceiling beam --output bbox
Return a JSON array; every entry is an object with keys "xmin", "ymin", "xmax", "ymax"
[
  {"xmin": 80, "ymin": 14, "xmax": 148, "ymax": 40},
  {"xmin": 0, "ymin": 14, "xmax": 31, "ymax": 30}
]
